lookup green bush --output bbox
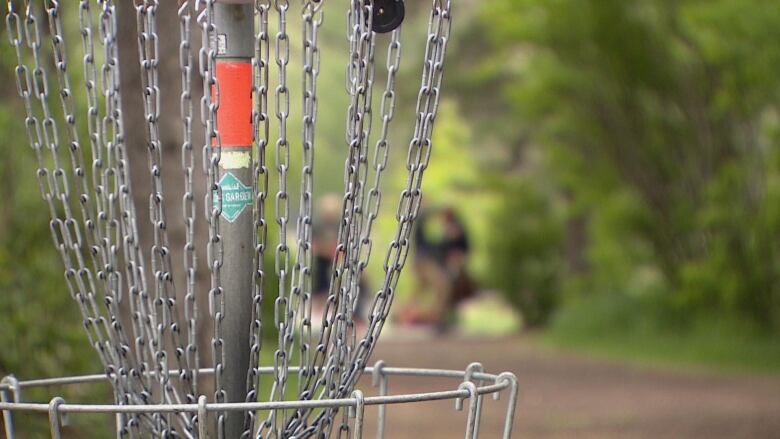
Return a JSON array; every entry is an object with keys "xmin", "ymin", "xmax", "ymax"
[{"xmin": 484, "ymin": 177, "xmax": 564, "ymax": 327}]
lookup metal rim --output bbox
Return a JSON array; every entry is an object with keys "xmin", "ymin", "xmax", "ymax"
[{"xmin": 0, "ymin": 364, "xmax": 518, "ymax": 414}]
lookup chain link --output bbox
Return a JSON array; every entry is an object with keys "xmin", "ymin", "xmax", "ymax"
[
  {"xmin": 196, "ymin": 0, "xmax": 226, "ymax": 436},
  {"xmin": 296, "ymin": 0, "xmax": 323, "ymax": 404},
  {"xmin": 345, "ymin": 0, "xmax": 454, "ymax": 394},
  {"xmin": 263, "ymin": 0, "xmax": 293, "ymax": 436},
  {"xmin": 6, "ymin": 1, "xmax": 453, "ymax": 437},
  {"xmin": 178, "ymin": 0, "xmax": 200, "ymax": 411},
  {"xmin": 243, "ymin": 1, "xmax": 271, "ymax": 437},
  {"xmin": 136, "ymin": 0, "xmax": 203, "ymax": 434},
  {"xmin": 7, "ymin": 1, "xmax": 166, "ymax": 435},
  {"xmin": 282, "ymin": 1, "xmax": 374, "ymax": 436},
  {"xmin": 287, "ymin": 1, "xmax": 452, "ymax": 436}
]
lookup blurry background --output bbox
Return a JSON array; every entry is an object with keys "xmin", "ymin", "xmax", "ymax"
[{"xmin": 1, "ymin": 0, "xmax": 780, "ymax": 437}]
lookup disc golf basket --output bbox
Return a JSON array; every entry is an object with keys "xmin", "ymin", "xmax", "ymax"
[{"xmin": 0, "ymin": 0, "xmax": 518, "ymax": 438}]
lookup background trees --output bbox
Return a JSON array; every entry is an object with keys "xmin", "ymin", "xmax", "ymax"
[
  {"xmin": 455, "ymin": 0, "xmax": 780, "ymax": 334},
  {"xmin": 2, "ymin": 0, "xmax": 780, "ymax": 396}
]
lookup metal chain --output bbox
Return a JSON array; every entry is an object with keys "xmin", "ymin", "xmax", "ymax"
[
  {"xmin": 197, "ymin": 0, "xmax": 226, "ymax": 436},
  {"xmin": 345, "ymin": 0, "xmax": 453, "ymax": 392},
  {"xmin": 330, "ymin": 2, "xmax": 380, "ymax": 436},
  {"xmin": 98, "ymin": 2, "xmax": 165, "ymax": 434},
  {"xmin": 264, "ymin": 0, "xmax": 293, "ymax": 436},
  {"xmin": 7, "ymin": 1, "xmax": 162, "ymax": 435},
  {"xmin": 9, "ymin": 0, "xmax": 117, "ymax": 391},
  {"xmin": 178, "ymin": 0, "xmax": 200, "ymax": 410},
  {"xmin": 337, "ymin": 0, "xmax": 376, "ymax": 404},
  {"xmin": 257, "ymin": 1, "xmax": 324, "ymax": 437},
  {"xmin": 307, "ymin": 19, "xmax": 403, "ymax": 439},
  {"xmin": 323, "ymin": 1, "xmax": 374, "ymax": 409},
  {"xmin": 295, "ymin": 0, "xmax": 323, "ymax": 403},
  {"xmin": 78, "ymin": 0, "xmax": 142, "ymax": 402},
  {"xmin": 243, "ymin": 1, "xmax": 271, "ymax": 437},
  {"xmin": 289, "ymin": 1, "xmax": 452, "ymax": 436},
  {"xmin": 251, "ymin": 0, "xmax": 324, "ymax": 437},
  {"xmin": 282, "ymin": 1, "xmax": 374, "ymax": 436},
  {"xmin": 135, "ymin": 2, "xmax": 200, "ymax": 435},
  {"xmin": 6, "ymin": 1, "xmax": 454, "ymax": 437},
  {"xmin": 76, "ymin": 0, "xmax": 159, "ymax": 434},
  {"xmin": 349, "ymin": 27, "xmax": 401, "ymax": 350},
  {"xmin": 336, "ymin": 25, "xmax": 402, "ymax": 439},
  {"xmin": 324, "ymin": 0, "xmax": 375, "ymax": 417}
]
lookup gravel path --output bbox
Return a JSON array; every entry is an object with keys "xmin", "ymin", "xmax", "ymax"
[{"xmin": 360, "ymin": 336, "xmax": 780, "ymax": 438}]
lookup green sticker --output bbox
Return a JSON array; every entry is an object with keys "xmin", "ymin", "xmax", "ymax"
[{"xmin": 214, "ymin": 172, "xmax": 252, "ymax": 223}]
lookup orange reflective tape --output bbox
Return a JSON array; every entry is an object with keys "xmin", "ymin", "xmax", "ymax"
[{"xmin": 214, "ymin": 61, "xmax": 252, "ymax": 147}]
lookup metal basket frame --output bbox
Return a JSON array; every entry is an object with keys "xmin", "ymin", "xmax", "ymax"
[
  {"xmin": 0, "ymin": 362, "xmax": 518, "ymax": 439},
  {"xmin": 0, "ymin": 0, "xmax": 514, "ymax": 437}
]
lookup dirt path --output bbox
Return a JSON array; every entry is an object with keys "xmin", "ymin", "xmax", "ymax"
[{"xmin": 358, "ymin": 336, "xmax": 780, "ymax": 438}]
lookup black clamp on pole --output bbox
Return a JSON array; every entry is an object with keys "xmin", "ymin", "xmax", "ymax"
[{"xmin": 372, "ymin": 0, "xmax": 405, "ymax": 33}]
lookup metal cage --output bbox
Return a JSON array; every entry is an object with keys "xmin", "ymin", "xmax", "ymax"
[{"xmin": 1, "ymin": 363, "xmax": 518, "ymax": 438}]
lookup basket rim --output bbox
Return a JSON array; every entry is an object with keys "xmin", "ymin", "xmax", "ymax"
[{"xmin": 0, "ymin": 364, "xmax": 518, "ymax": 414}]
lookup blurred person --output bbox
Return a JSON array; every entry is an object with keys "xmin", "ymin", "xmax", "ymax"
[
  {"xmin": 402, "ymin": 206, "xmax": 475, "ymax": 330},
  {"xmin": 402, "ymin": 206, "xmax": 449, "ymax": 325},
  {"xmin": 311, "ymin": 194, "xmax": 368, "ymax": 330},
  {"xmin": 440, "ymin": 208, "xmax": 475, "ymax": 310}
]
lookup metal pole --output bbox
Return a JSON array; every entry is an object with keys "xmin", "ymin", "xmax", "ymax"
[
  {"xmin": 1, "ymin": 375, "xmax": 20, "ymax": 439},
  {"xmin": 213, "ymin": 3, "xmax": 255, "ymax": 437}
]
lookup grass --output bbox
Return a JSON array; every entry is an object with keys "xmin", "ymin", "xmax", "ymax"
[
  {"xmin": 539, "ymin": 327, "xmax": 780, "ymax": 375},
  {"xmin": 537, "ymin": 295, "xmax": 780, "ymax": 376}
]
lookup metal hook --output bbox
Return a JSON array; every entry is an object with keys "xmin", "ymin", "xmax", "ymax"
[
  {"xmin": 463, "ymin": 363, "xmax": 484, "ymax": 439},
  {"xmin": 371, "ymin": 359, "xmax": 386, "ymax": 387},
  {"xmin": 48, "ymin": 397, "xmax": 67, "ymax": 439},
  {"xmin": 496, "ymin": 372, "xmax": 519, "ymax": 439},
  {"xmin": 1, "ymin": 375, "xmax": 20, "ymax": 439},
  {"xmin": 455, "ymin": 381, "xmax": 479, "ymax": 439},
  {"xmin": 350, "ymin": 390, "xmax": 365, "ymax": 439},
  {"xmin": 464, "ymin": 362, "xmax": 483, "ymax": 384},
  {"xmin": 371, "ymin": 360, "xmax": 388, "ymax": 439},
  {"xmin": 198, "ymin": 395, "xmax": 209, "ymax": 438},
  {"xmin": 455, "ymin": 380, "xmax": 475, "ymax": 411}
]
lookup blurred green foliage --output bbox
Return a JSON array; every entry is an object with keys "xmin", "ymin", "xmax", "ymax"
[
  {"xmin": 483, "ymin": 177, "xmax": 564, "ymax": 327},
  {"xmin": 452, "ymin": 0, "xmax": 780, "ymax": 337},
  {"xmin": 2, "ymin": 3, "xmax": 780, "ymax": 424}
]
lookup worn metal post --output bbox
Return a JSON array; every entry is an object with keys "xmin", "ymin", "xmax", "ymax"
[
  {"xmin": 1, "ymin": 375, "xmax": 20, "ymax": 439},
  {"xmin": 213, "ymin": 2, "xmax": 255, "ymax": 437},
  {"xmin": 48, "ymin": 397, "xmax": 66, "ymax": 439},
  {"xmin": 372, "ymin": 361, "xmax": 388, "ymax": 439}
]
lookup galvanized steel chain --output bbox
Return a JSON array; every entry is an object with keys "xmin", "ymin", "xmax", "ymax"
[
  {"xmin": 295, "ymin": 0, "xmax": 323, "ymax": 402},
  {"xmin": 135, "ymin": 0, "xmax": 200, "ymax": 435},
  {"xmin": 9, "ymin": 0, "xmax": 115, "ymax": 386},
  {"xmin": 307, "ymin": 2, "xmax": 453, "ymax": 435},
  {"xmin": 255, "ymin": 0, "xmax": 323, "ymax": 437},
  {"xmin": 178, "ymin": 0, "xmax": 200, "ymax": 409},
  {"xmin": 264, "ymin": 0, "xmax": 294, "ymax": 435},
  {"xmin": 348, "ymin": 0, "xmax": 454, "ymax": 382},
  {"xmin": 304, "ymin": 19, "xmax": 407, "ymax": 439},
  {"xmin": 353, "ymin": 28, "xmax": 401, "ymax": 332},
  {"xmin": 7, "ymin": 0, "xmax": 113, "ymax": 379},
  {"xmin": 98, "ymin": 2, "xmax": 170, "ymax": 434},
  {"xmin": 196, "ymin": 0, "xmax": 227, "ymax": 436},
  {"xmin": 79, "ymin": 2, "xmax": 162, "ymax": 434},
  {"xmin": 243, "ymin": 0, "xmax": 271, "ymax": 437},
  {"xmin": 6, "ymin": 1, "xmax": 164, "ymax": 435},
  {"xmin": 334, "ymin": 26, "xmax": 402, "ymax": 439},
  {"xmin": 323, "ymin": 1, "xmax": 374, "ymax": 410},
  {"xmin": 282, "ymin": 1, "xmax": 375, "ymax": 436},
  {"xmin": 5, "ymin": 0, "xmax": 455, "ymax": 437},
  {"xmin": 338, "ymin": 0, "xmax": 377, "ymax": 406}
]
